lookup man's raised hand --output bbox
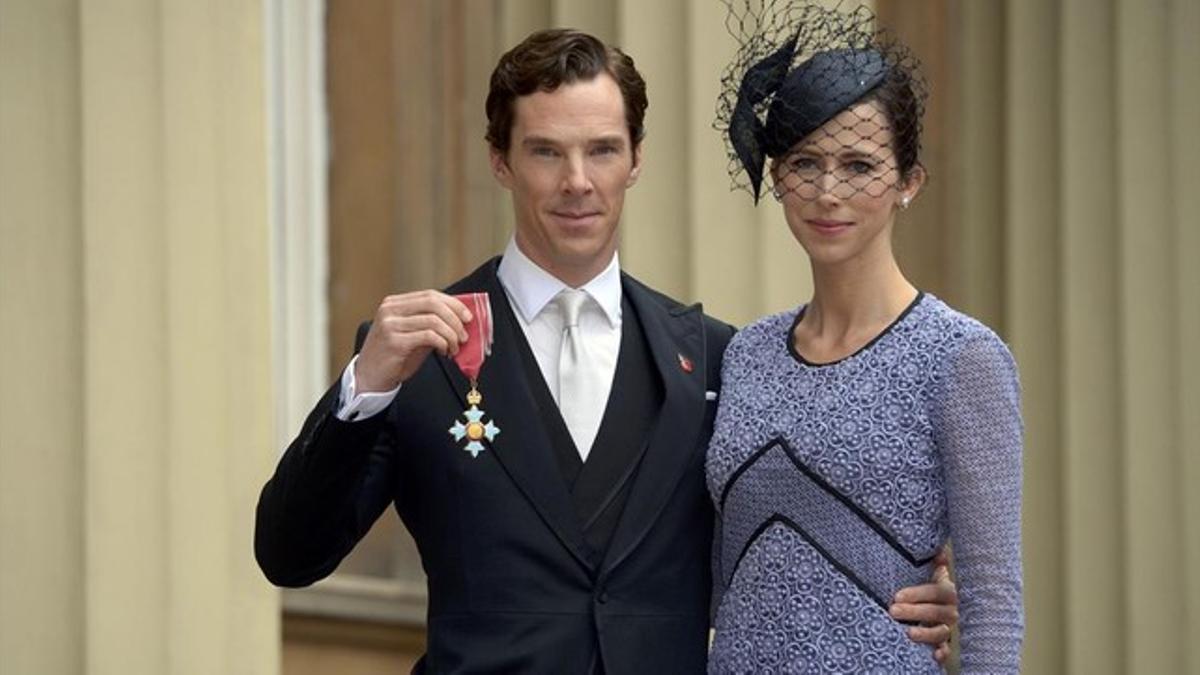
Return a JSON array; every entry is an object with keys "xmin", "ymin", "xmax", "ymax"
[{"xmin": 354, "ymin": 290, "xmax": 473, "ymax": 393}]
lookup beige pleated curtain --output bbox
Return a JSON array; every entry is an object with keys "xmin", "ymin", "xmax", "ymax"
[{"xmin": 1, "ymin": 1, "xmax": 278, "ymax": 673}]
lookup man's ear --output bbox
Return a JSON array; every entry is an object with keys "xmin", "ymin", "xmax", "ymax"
[
  {"xmin": 626, "ymin": 141, "xmax": 644, "ymax": 188},
  {"xmin": 490, "ymin": 146, "xmax": 513, "ymax": 189}
]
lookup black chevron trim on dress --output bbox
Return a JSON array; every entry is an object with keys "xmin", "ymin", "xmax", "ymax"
[{"xmin": 719, "ymin": 436, "xmax": 937, "ymax": 567}]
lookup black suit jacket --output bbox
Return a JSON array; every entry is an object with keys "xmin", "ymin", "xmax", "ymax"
[{"xmin": 256, "ymin": 258, "xmax": 736, "ymax": 673}]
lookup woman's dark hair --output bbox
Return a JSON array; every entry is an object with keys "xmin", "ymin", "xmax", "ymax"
[
  {"xmin": 485, "ymin": 28, "xmax": 648, "ymax": 154},
  {"xmin": 859, "ymin": 64, "xmax": 925, "ymax": 181}
]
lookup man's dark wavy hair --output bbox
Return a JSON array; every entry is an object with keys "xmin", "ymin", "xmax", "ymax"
[{"xmin": 485, "ymin": 28, "xmax": 648, "ymax": 154}]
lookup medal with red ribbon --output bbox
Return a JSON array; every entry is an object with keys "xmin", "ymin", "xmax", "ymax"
[{"xmin": 447, "ymin": 292, "xmax": 500, "ymax": 458}]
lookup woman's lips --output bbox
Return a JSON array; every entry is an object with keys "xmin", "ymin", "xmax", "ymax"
[{"xmin": 806, "ymin": 218, "xmax": 853, "ymax": 234}]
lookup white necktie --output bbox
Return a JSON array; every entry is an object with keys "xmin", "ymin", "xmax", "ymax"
[{"xmin": 554, "ymin": 289, "xmax": 604, "ymax": 460}]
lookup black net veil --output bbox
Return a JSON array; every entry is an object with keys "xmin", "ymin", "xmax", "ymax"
[{"xmin": 715, "ymin": 0, "xmax": 928, "ymax": 205}]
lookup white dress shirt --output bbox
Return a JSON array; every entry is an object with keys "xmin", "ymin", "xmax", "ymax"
[
  {"xmin": 336, "ymin": 238, "xmax": 623, "ymax": 460},
  {"xmin": 496, "ymin": 239, "xmax": 622, "ymax": 413}
]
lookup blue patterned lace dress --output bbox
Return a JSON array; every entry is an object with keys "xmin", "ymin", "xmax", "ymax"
[{"xmin": 706, "ymin": 293, "xmax": 1024, "ymax": 674}]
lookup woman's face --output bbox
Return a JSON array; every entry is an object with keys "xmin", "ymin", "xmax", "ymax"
[{"xmin": 771, "ymin": 100, "xmax": 922, "ymax": 268}]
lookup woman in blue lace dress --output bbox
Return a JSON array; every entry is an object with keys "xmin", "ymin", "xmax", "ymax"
[{"xmin": 706, "ymin": 4, "xmax": 1024, "ymax": 673}]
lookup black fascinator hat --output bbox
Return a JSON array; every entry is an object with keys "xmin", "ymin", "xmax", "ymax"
[{"xmin": 716, "ymin": 1, "xmax": 927, "ymax": 203}]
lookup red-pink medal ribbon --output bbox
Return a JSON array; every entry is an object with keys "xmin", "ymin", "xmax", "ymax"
[{"xmin": 447, "ymin": 293, "xmax": 500, "ymax": 457}]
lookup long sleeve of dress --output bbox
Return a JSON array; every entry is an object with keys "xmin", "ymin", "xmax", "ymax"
[
  {"xmin": 933, "ymin": 331, "xmax": 1025, "ymax": 673},
  {"xmin": 710, "ymin": 516, "xmax": 726, "ymax": 626}
]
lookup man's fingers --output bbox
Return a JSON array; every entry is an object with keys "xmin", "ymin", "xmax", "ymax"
[
  {"xmin": 891, "ymin": 579, "xmax": 958, "ymax": 626},
  {"xmin": 383, "ymin": 291, "xmax": 473, "ymax": 330},
  {"xmin": 409, "ymin": 329, "xmax": 451, "ymax": 357},
  {"xmin": 893, "ymin": 581, "xmax": 958, "ymax": 607},
  {"xmin": 891, "ymin": 580, "xmax": 959, "ymax": 629},
  {"xmin": 444, "ymin": 293, "xmax": 473, "ymax": 323},
  {"xmin": 890, "ymin": 601, "xmax": 958, "ymax": 627},
  {"xmin": 932, "ymin": 563, "xmax": 952, "ymax": 584},
  {"xmin": 933, "ymin": 643, "xmax": 952, "ymax": 664},
  {"xmin": 391, "ymin": 315, "xmax": 463, "ymax": 355},
  {"xmin": 421, "ymin": 295, "xmax": 472, "ymax": 343},
  {"xmin": 906, "ymin": 623, "xmax": 952, "ymax": 647}
]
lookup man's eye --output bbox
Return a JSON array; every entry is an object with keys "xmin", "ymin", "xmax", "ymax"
[
  {"xmin": 532, "ymin": 146, "xmax": 559, "ymax": 157},
  {"xmin": 592, "ymin": 145, "xmax": 619, "ymax": 156}
]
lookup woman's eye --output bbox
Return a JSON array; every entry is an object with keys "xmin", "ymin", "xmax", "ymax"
[
  {"xmin": 789, "ymin": 156, "xmax": 818, "ymax": 171},
  {"xmin": 847, "ymin": 160, "xmax": 875, "ymax": 174}
]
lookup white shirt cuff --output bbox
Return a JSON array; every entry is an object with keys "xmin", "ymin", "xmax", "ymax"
[{"xmin": 335, "ymin": 354, "xmax": 400, "ymax": 422}]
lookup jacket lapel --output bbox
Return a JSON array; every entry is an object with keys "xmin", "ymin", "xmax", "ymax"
[
  {"xmin": 434, "ymin": 259, "xmax": 596, "ymax": 575},
  {"xmin": 600, "ymin": 274, "xmax": 708, "ymax": 577}
]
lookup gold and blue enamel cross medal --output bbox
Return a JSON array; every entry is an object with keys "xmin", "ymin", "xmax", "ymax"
[
  {"xmin": 448, "ymin": 381, "xmax": 500, "ymax": 458},
  {"xmin": 446, "ymin": 293, "xmax": 500, "ymax": 458}
]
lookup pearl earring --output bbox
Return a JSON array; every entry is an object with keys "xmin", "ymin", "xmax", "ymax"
[{"xmin": 899, "ymin": 195, "xmax": 911, "ymax": 209}]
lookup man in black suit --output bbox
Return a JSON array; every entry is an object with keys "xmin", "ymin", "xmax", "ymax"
[{"xmin": 255, "ymin": 28, "xmax": 956, "ymax": 673}]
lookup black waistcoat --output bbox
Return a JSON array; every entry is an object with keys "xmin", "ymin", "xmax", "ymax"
[{"xmin": 507, "ymin": 295, "xmax": 664, "ymax": 568}]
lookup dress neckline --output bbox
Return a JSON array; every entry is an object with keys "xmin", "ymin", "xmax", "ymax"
[{"xmin": 786, "ymin": 291, "xmax": 926, "ymax": 367}]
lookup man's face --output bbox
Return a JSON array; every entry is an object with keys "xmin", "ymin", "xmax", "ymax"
[{"xmin": 490, "ymin": 74, "xmax": 642, "ymax": 287}]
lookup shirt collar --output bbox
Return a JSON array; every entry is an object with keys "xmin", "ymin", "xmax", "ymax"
[{"xmin": 496, "ymin": 237, "xmax": 623, "ymax": 328}]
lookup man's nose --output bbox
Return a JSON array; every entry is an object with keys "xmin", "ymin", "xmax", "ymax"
[{"xmin": 561, "ymin": 155, "xmax": 593, "ymax": 194}]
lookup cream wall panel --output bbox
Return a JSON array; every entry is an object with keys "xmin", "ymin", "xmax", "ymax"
[
  {"xmin": 500, "ymin": 0, "xmax": 551, "ymax": 45},
  {"xmin": 552, "ymin": 0, "xmax": 615, "ymax": 43},
  {"xmin": 955, "ymin": 0, "xmax": 1004, "ymax": 328},
  {"xmin": 0, "ymin": 0, "xmax": 281, "ymax": 672},
  {"xmin": 163, "ymin": 3, "xmax": 229, "ymax": 669},
  {"xmin": 434, "ymin": 1, "xmax": 484, "ymax": 279},
  {"xmin": 618, "ymin": 0, "xmax": 690, "ymax": 300},
  {"xmin": 269, "ymin": 0, "xmax": 331, "ymax": 443},
  {"xmin": 1116, "ymin": 1, "xmax": 1185, "ymax": 671},
  {"xmin": 687, "ymin": 0, "xmax": 760, "ymax": 326},
  {"xmin": 160, "ymin": 2, "xmax": 277, "ymax": 672},
  {"xmin": 1006, "ymin": 1, "xmax": 1064, "ymax": 672},
  {"xmin": 463, "ymin": 5, "xmax": 511, "ymax": 261},
  {"xmin": 0, "ymin": 1, "xmax": 85, "ymax": 673},
  {"xmin": 80, "ymin": 1, "xmax": 172, "ymax": 669},
  {"xmin": 1171, "ymin": 2, "xmax": 1200, "ymax": 670},
  {"xmin": 1059, "ymin": 1, "xmax": 1123, "ymax": 672},
  {"xmin": 392, "ymin": 1, "xmax": 438, "ymax": 290},
  {"xmin": 205, "ymin": 0, "xmax": 279, "ymax": 663}
]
